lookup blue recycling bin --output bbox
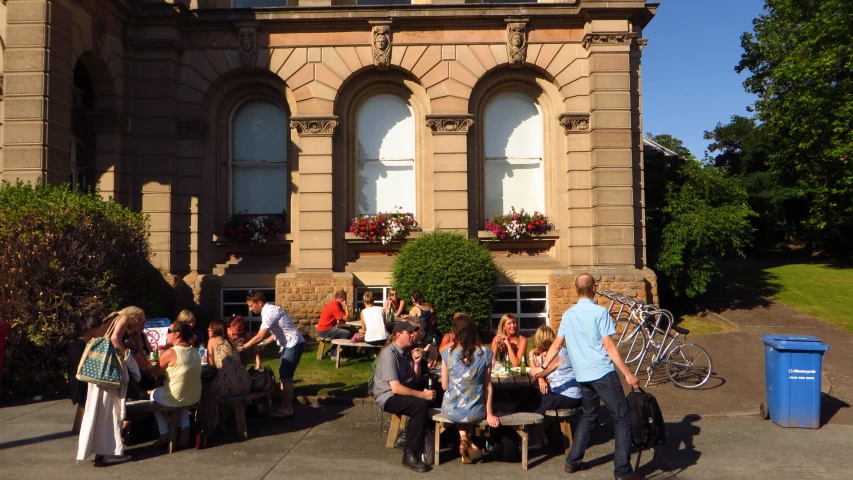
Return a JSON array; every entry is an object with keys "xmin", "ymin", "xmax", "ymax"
[{"xmin": 761, "ymin": 334, "xmax": 830, "ymax": 428}]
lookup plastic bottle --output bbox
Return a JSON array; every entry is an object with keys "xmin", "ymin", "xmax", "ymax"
[{"xmin": 199, "ymin": 344, "xmax": 207, "ymax": 365}]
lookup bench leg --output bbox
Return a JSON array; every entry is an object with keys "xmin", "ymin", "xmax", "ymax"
[
  {"xmin": 435, "ymin": 423, "xmax": 444, "ymax": 466},
  {"xmin": 335, "ymin": 345, "xmax": 342, "ymax": 368},
  {"xmin": 561, "ymin": 418, "xmax": 573, "ymax": 454},
  {"xmin": 317, "ymin": 340, "xmax": 326, "ymax": 360},
  {"xmin": 264, "ymin": 394, "xmax": 273, "ymax": 421},
  {"xmin": 386, "ymin": 413, "xmax": 402, "ymax": 448},
  {"xmin": 71, "ymin": 405, "xmax": 85, "ymax": 434},
  {"xmin": 519, "ymin": 426, "xmax": 529, "ymax": 471},
  {"xmin": 168, "ymin": 411, "xmax": 180, "ymax": 454},
  {"xmin": 234, "ymin": 404, "xmax": 249, "ymax": 441}
]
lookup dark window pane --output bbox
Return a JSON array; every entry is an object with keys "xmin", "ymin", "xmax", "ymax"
[
  {"xmin": 518, "ymin": 316, "xmax": 545, "ymax": 331},
  {"xmin": 495, "ymin": 286, "xmax": 518, "ymax": 300},
  {"xmin": 262, "ymin": 289, "xmax": 275, "ymax": 303},
  {"xmin": 519, "ymin": 285, "xmax": 547, "ymax": 299},
  {"xmin": 223, "ymin": 289, "xmax": 248, "ymax": 303},
  {"xmin": 491, "ymin": 317, "xmax": 501, "ymax": 330},
  {"xmin": 223, "ymin": 304, "xmax": 248, "ymax": 318},
  {"xmin": 492, "ymin": 301, "xmax": 517, "ymax": 314},
  {"xmin": 520, "ymin": 300, "xmax": 547, "ymax": 314},
  {"xmin": 483, "ymin": 0, "xmax": 536, "ymax": 3}
]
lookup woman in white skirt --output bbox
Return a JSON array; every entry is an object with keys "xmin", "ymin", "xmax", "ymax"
[{"xmin": 76, "ymin": 306, "xmax": 145, "ymax": 466}]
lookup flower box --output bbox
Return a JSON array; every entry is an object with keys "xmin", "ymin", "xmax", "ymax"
[
  {"xmin": 484, "ymin": 207, "xmax": 554, "ymax": 240},
  {"xmin": 220, "ymin": 211, "xmax": 287, "ymax": 246},
  {"xmin": 349, "ymin": 209, "xmax": 418, "ymax": 244}
]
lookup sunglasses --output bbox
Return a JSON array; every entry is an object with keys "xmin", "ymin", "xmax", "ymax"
[{"xmin": 168, "ymin": 328, "xmax": 179, "ymax": 334}]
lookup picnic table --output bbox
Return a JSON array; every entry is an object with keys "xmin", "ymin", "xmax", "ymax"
[{"xmin": 490, "ymin": 370, "xmax": 537, "ymax": 389}]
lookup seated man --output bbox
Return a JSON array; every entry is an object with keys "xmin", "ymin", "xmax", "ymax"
[
  {"xmin": 316, "ymin": 290, "xmax": 351, "ymax": 357},
  {"xmin": 373, "ymin": 322, "xmax": 435, "ymax": 473}
]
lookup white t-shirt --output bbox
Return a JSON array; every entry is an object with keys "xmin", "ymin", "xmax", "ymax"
[
  {"xmin": 361, "ymin": 306, "xmax": 388, "ymax": 343},
  {"xmin": 261, "ymin": 303, "xmax": 304, "ymax": 349}
]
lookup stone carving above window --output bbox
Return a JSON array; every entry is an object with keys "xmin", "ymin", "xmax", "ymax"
[
  {"xmin": 371, "ymin": 25, "xmax": 392, "ymax": 69},
  {"xmin": 177, "ymin": 120, "xmax": 208, "ymax": 139},
  {"xmin": 559, "ymin": 113, "xmax": 590, "ymax": 134},
  {"xmin": 92, "ymin": 19, "xmax": 107, "ymax": 57},
  {"xmin": 426, "ymin": 115, "xmax": 474, "ymax": 135},
  {"xmin": 290, "ymin": 116, "xmax": 339, "ymax": 136},
  {"xmin": 238, "ymin": 26, "xmax": 258, "ymax": 68},
  {"xmin": 506, "ymin": 21, "xmax": 528, "ymax": 66},
  {"xmin": 581, "ymin": 33, "xmax": 637, "ymax": 50}
]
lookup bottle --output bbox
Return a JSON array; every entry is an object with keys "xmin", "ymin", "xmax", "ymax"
[
  {"xmin": 504, "ymin": 351, "xmax": 511, "ymax": 374},
  {"xmin": 427, "ymin": 374, "xmax": 434, "ymax": 391},
  {"xmin": 520, "ymin": 352, "xmax": 527, "ymax": 375},
  {"xmin": 199, "ymin": 344, "xmax": 207, "ymax": 365},
  {"xmin": 152, "ymin": 347, "xmax": 159, "ymax": 364}
]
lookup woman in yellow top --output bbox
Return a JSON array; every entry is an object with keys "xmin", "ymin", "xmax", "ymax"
[{"xmin": 151, "ymin": 321, "xmax": 202, "ymax": 448}]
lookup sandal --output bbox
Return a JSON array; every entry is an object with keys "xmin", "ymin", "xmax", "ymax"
[{"xmin": 459, "ymin": 439, "xmax": 474, "ymax": 464}]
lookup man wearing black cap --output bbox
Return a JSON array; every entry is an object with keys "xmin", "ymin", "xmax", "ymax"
[{"xmin": 373, "ymin": 321, "xmax": 435, "ymax": 472}]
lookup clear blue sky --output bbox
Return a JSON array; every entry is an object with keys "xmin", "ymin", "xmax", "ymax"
[{"xmin": 642, "ymin": 0, "xmax": 767, "ymax": 159}]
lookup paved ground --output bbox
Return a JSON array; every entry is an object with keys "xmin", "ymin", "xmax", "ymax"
[{"xmin": 2, "ymin": 280, "xmax": 852, "ymax": 479}]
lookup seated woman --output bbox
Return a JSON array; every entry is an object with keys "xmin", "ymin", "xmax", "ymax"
[
  {"xmin": 177, "ymin": 309, "xmax": 205, "ymax": 348},
  {"xmin": 408, "ymin": 290, "xmax": 435, "ymax": 344},
  {"xmin": 490, "ymin": 313, "xmax": 528, "ymax": 368},
  {"xmin": 528, "ymin": 325, "xmax": 581, "ymax": 413},
  {"xmin": 440, "ymin": 313, "xmax": 500, "ymax": 464},
  {"xmin": 198, "ymin": 319, "xmax": 252, "ymax": 434},
  {"xmin": 383, "ymin": 288, "xmax": 406, "ymax": 319},
  {"xmin": 359, "ymin": 291, "xmax": 389, "ymax": 346},
  {"xmin": 150, "ymin": 321, "xmax": 202, "ymax": 448},
  {"xmin": 227, "ymin": 315, "xmax": 262, "ymax": 368}
]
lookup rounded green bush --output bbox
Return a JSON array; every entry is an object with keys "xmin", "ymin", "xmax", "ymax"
[
  {"xmin": 391, "ymin": 230, "xmax": 498, "ymax": 334},
  {"xmin": 0, "ymin": 181, "xmax": 167, "ymax": 394}
]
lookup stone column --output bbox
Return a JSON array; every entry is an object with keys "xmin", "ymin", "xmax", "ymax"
[
  {"xmin": 2, "ymin": 0, "xmax": 74, "ymax": 185},
  {"xmin": 426, "ymin": 114, "xmax": 472, "ymax": 231},
  {"xmin": 582, "ymin": 29, "xmax": 641, "ymax": 268},
  {"xmin": 290, "ymin": 116, "xmax": 338, "ymax": 271}
]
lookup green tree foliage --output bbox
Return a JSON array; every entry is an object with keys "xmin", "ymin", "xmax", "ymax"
[
  {"xmin": 390, "ymin": 231, "xmax": 498, "ymax": 333},
  {"xmin": 705, "ymin": 116, "xmax": 805, "ymax": 246},
  {"xmin": 737, "ymin": 0, "xmax": 853, "ymax": 251},
  {"xmin": 645, "ymin": 134, "xmax": 756, "ymax": 298},
  {"xmin": 0, "ymin": 181, "xmax": 167, "ymax": 393}
]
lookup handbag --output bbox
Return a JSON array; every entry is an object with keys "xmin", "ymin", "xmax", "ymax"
[
  {"xmin": 248, "ymin": 366, "xmax": 275, "ymax": 392},
  {"xmin": 76, "ymin": 318, "xmax": 124, "ymax": 390}
]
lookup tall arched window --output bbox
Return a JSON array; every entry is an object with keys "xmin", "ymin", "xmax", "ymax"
[
  {"xmin": 231, "ymin": 100, "xmax": 288, "ymax": 214},
  {"xmin": 483, "ymin": 91, "xmax": 544, "ymax": 217},
  {"xmin": 356, "ymin": 94, "xmax": 416, "ymax": 215}
]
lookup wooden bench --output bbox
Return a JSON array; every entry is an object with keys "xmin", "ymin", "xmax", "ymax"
[
  {"xmin": 330, "ymin": 339, "xmax": 382, "ymax": 368},
  {"xmin": 126, "ymin": 400, "xmax": 198, "ymax": 453},
  {"xmin": 544, "ymin": 408, "xmax": 579, "ymax": 454},
  {"xmin": 217, "ymin": 390, "xmax": 273, "ymax": 441},
  {"xmin": 432, "ymin": 411, "xmax": 544, "ymax": 470},
  {"xmin": 316, "ymin": 336, "xmax": 334, "ymax": 360},
  {"xmin": 385, "ymin": 412, "xmax": 408, "ymax": 448}
]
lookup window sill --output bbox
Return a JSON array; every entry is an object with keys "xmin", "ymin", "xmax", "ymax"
[
  {"xmin": 212, "ymin": 233, "xmax": 293, "ymax": 246},
  {"xmin": 343, "ymin": 230, "xmax": 423, "ymax": 244},
  {"xmin": 477, "ymin": 231, "xmax": 559, "ymax": 241}
]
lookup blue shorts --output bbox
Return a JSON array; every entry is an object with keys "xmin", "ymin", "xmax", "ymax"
[{"xmin": 279, "ymin": 342, "xmax": 305, "ymax": 383}]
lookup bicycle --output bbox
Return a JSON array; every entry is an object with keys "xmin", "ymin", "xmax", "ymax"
[
  {"xmin": 599, "ymin": 291, "xmax": 658, "ymax": 365},
  {"xmin": 631, "ymin": 309, "xmax": 713, "ymax": 389}
]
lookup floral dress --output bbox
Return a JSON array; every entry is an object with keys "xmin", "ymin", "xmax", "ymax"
[
  {"xmin": 212, "ymin": 338, "xmax": 251, "ymax": 398},
  {"xmin": 440, "ymin": 345, "xmax": 494, "ymax": 424}
]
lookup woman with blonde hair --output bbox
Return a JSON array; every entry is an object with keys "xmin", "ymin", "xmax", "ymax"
[
  {"xmin": 440, "ymin": 313, "xmax": 500, "ymax": 463},
  {"xmin": 383, "ymin": 288, "xmax": 406, "ymax": 319},
  {"xmin": 76, "ymin": 306, "xmax": 145, "ymax": 466},
  {"xmin": 528, "ymin": 325, "xmax": 581, "ymax": 413},
  {"xmin": 177, "ymin": 309, "xmax": 205, "ymax": 348},
  {"xmin": 490, "ymin": 313, "xmax": 527, "ymax": 368}
]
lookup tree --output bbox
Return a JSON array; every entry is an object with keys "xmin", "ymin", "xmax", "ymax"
[
  {"xmin": 645, "ymin": 134, "xmax": 756, "ymax": 298},
  {"xmin": 737, "ymin": 0, "xmax": 853, "ymax": 252}
]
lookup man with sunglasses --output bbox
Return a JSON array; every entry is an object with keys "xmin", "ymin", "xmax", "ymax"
[{"xmin": 239, "ymin": 290, "xmax": 305, "ymax": 419}]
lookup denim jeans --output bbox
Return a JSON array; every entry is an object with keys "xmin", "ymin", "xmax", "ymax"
[
  {"xmin": 278, "ymin": 342, "xmax": 305, "ymax": 382},
  {"xmin": 565, "ymin": 370, "xmax": 633, "ymax": 478}
]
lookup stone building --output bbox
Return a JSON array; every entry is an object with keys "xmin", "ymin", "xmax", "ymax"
[{"xmin": 0, "ymin": 0, "xmax": 657, "ymax": 335}]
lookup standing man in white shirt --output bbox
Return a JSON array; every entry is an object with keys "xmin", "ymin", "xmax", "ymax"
[{"xmin": 240, "ymin": 290, "xmax": 306, "ymax": 419}]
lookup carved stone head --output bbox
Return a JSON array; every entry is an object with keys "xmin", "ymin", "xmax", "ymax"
[
  {"xmin": 506, "ymin": 23, "xmax": 527, "ymax": 66},
  {"xmin": 372, "ymin": 25, "xmax": 391, "ymax": 68},
  {"xmin": 238, "ymin": 27, "xmax": 258, "ymax": 68}
]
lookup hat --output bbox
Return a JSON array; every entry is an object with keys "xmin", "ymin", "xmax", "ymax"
[{"xmin": 391, "ymin": 321, "xmax": 420, "ymax": 335}]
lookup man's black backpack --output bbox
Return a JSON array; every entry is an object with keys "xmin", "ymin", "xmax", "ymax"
[{"xmin": 626, "ymin": 387, "xmax": 666, "ymax": 450}]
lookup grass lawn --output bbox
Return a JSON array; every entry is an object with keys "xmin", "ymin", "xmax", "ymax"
[
  {"xmin": 676, "ymin": 314, "xmax": 734, "ymax": 335},
  {"xmin": 259, "ymin": 342, "xmax": 374, "ymax": 398},
  {"xmin": 736, "ymin": 262, "xmax": 853, "ymax": 333}
]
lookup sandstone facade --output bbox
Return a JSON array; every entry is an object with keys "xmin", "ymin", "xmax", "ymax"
[{"xmin": 0, "ymin": 0, "xmax": 657, "ymax": 335}]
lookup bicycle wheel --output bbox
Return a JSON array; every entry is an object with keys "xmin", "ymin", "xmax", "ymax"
[
  {"xmin": 664, "ymin": 343, "xmax": 712, "ymax": 389},
  {"xmin": 612, "ymin": 320, "xmax": 646, "ymax": 364}
]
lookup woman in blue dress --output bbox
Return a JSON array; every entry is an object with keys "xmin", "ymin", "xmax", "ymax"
[{"xmin": 440, "ymin": 313, "xmax": 500, "ymax": 463}]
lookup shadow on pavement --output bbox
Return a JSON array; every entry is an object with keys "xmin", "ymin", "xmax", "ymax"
[
  {"xmin": 821, "ymin": 394, "xmax": 850, "ymax": 426},
  {"xmin": 0, "ymin": 430, "xmax": 75, "ymax": 450},
  {"xmin": 637, "ymin": 414, "xmax": 702, "ymax": 478}
]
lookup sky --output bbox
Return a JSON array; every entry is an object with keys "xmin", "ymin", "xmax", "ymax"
[{"xmin": 642, "ymin": 0, "xmax": 767, "ymax": 159}]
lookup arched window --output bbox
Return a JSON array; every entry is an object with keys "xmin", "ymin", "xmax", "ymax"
[
  {"xmin": 356, "ymin": 94, "xmax": 416, "ymax": 215},
  {"xmin": 231, "ymin": 100, "xmax": 288, "ymax": 214},
  {"xmin": 483, "ymin": 91, "xmax": 544, "ymax": 217}
]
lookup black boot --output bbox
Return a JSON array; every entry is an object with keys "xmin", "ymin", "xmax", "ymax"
[
  {"xmin": 402, "ymin": 450, "xmax": 430, "ymax": 473},
  {"xmin": 394, "ymin": 430, "xmax": 407, "ymax": 449}
]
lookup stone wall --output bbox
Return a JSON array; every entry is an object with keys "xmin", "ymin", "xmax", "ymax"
[
  {"xmin": 548, "ymin": 267, "xmax": 657, "ymax": 331},
  {"xmin": 276, "ymin": 272, "xmax": 355, "ymax": 338}
]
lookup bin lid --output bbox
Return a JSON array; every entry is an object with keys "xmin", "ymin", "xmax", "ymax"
[{"xmin": 761, "ymin": 334, "xmax": 830, "ymax": 352}]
